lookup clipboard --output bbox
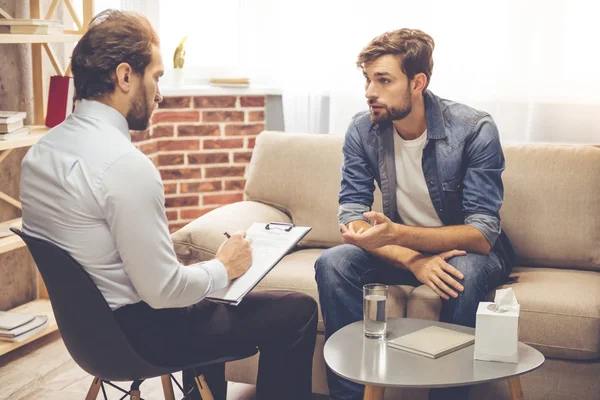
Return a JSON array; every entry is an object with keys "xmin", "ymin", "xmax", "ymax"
[{"xmin": 207, "ymin": 222, "xmax": 312, "ymax": 306}]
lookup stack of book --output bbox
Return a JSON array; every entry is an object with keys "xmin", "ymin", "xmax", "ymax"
[
  {"xmin": 0, "ymin": 311, "xmax": 48, "ymax": 343},
  {"xmin": 0, "ymin": 111, "xmax": 29, "ymax": 141},
  {"xmin": 209, "ymin": 78, "xmax": 250, "ymax": 88},
  {"xmin": 0, "ymin": 19, "xmax": 63, "ymax": 35}
]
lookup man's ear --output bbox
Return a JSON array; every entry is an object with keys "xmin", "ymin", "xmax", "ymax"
[
  {"xmin": 411, "ymin": 73, "xmax": 427, "ymax": 95},
  {"xmin": 114, "ymin": 62, "xmax": 133, "ymax": 93}
]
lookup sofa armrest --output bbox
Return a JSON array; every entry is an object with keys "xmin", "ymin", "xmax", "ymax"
[{"xmin": 171, "ymin": 201, "xmax": 292, "ymax": 265}]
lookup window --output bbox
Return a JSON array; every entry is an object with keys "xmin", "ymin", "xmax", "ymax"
[{"xmin": 159, "ymin": 1, "xmax": 242, "ymax": 70}]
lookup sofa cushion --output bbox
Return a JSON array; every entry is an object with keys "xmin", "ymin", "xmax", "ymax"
[
  {"xmin": 256, "ymin": 248, "xmax": 414, "ymax": 332},
  {"xmin": 501, "ymin": 144, "xmax": 600, "ymax": 271},
  {"xmin": 407, "ymin": 266, "xmax": 600, "ymax": 360},
  {"xmin": 505, "ymin": 267, "xmax": 600, "ymax": 360},
  {"xmin": 245, "ymin": 131, "xmax": 383, "ymax": 248}
]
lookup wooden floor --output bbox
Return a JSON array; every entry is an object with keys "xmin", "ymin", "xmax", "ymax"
[{"xmin": 0, "ymin": 331, "xmax": 326, "ymax": 400}]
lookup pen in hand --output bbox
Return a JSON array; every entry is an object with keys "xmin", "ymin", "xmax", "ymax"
[{"xmin": 223, "ymin": 232, "xmax": 231, "ymax": 239}]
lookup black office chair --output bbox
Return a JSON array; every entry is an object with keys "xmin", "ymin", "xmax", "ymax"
[{"xmin": 11, "ymin": 228, "xmax": 257, "ymax": 400}]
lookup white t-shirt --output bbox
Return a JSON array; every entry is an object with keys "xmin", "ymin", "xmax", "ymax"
[{"xmin": 393, "ymin": 128, "xmax": 444, "ymax": 227}]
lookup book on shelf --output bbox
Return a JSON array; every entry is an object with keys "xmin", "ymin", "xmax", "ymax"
[
  {"xmin": 0, "ymin": 119, "xmax": 24, "ymax": 133},
  {"xmin": 387, "ymin": 325, "xmax": 475, "ymax": 359},
  {"xmin": 0, "ymin": 111, "xmax": 26, "ymax": 124},
  {"xmin": 0, "ymin": 315, "xmax": 49, "ymax": 342},
  {"xmin": 0, "ymin": 311, "xmax": 35, "ymax": 330},
  {"xmin": 46, "ymin": 76, "xmax": 74, "ymax": 128},
  {"xmin": 0, "ymin": 126, "xmax": 30, "ymax": 141},
  {"xmin": 209, "ymin": 77, "xmax": 250, "ymax": 87}
]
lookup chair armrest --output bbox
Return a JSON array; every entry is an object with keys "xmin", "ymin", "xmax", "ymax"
[{"xmin": 171, "ymin": 201, "xmax": 292, "ymax": 265}]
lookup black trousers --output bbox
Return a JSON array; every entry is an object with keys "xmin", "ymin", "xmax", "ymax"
[{"xmin": 114, "ymin": 290, "xmax": 318, "ymax": 400}]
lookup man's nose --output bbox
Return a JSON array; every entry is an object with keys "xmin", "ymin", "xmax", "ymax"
[{"xmin": 365, "ymin": 82, "xmax": 377, "ymax": 100}]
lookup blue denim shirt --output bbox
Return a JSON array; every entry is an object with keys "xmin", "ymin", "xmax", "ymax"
[{"xmin": 338, "ymin": 90, "xmax": 515, "ymax": 267}]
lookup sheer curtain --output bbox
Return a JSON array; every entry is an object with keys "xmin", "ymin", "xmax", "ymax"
[
  {"xmin": 96, "ymin": 0, "xmax": 600, "ymax": 143},
  {"xmin": 242, "ymin": 0, "xmax": 600, "ymax": 143}
]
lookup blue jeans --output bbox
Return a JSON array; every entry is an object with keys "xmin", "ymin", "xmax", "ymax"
[{"xmin": 314, "ymin": 244, "xmax": 507, "ymax": 400}]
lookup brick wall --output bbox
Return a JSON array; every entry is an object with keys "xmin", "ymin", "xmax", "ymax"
[{"xmin": 131, "ymin": 95, "xmax": 265, "ymax": 233}]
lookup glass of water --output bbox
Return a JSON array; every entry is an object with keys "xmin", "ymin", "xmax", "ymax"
[{"xmin": 363, "ymin": 283, "xmax": 388, "ymax": 338}]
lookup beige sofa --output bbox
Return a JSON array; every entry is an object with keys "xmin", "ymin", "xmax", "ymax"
[{"xmin": 172, "ymin": 131, "xmax": 600, "ymax": 400}]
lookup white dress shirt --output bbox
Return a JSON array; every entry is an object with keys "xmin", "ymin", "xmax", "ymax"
[{"xmin": 20, "ymin": 100, "xmax": 228, "ymax": 311}]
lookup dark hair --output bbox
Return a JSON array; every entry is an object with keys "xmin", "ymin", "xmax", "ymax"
[
  {"xmin": 357, "ymin": 28, "xmax": 435, "ymax": 91},
  {"xmin": 71, "ymin": 9, "xmax": 159, "ymax": 100}
]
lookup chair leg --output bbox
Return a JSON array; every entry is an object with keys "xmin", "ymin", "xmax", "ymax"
[
  {"xmin": 194, "ymin": 374, "xmax": 215, "ymax": 400},
  {"xmin": 161, "ymin": 375, "xmax": 176, "ymax": 400},
  {"xmin": 85, "ymin": 377, "xmax": 102, "ymax": 400},
  {"xmin": 130, "ymin": 380, "xmax": 143, "ymax": 400}
]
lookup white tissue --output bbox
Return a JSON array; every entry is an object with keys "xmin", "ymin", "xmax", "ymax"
[{"xmin": 488, "ymin": 288, "xmax": 519, "ymax": 313}]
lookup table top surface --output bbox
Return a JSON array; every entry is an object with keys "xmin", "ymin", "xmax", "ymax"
[{"xmin": 323, "ymin": 318, "xmax": 545, "ymax": 388}]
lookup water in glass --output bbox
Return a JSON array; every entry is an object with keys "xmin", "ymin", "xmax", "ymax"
[{"xmin": 363, "ymin": 293, "xmax": 386, "ymax": 338}]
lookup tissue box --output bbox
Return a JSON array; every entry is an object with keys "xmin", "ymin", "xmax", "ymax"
[{"xmin": 474, "ymin": 302, "xmax": 520, "ymax": 363}]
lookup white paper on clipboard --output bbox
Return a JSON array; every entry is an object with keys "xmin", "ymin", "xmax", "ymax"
[{"xmin": 207, "ymin": 222, "xmax": 311, "ymax": 305}]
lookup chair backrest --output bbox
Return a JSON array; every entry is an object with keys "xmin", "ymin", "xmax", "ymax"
[{"xmin": 11, "ymin": 228, "xmax": 169, "ymax": 381}]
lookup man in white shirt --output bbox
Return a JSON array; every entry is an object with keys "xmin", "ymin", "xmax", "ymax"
[{"xmin": 20, "ymin": 10, "xmax": 317, "ymax": 400}]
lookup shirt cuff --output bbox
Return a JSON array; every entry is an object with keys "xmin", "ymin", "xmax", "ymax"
[
  {"xmin": 338, "ymin": 203, "xmax": 371, "ymax": 226},
  {"xmin": 202, "ymin": 259, "xmax": 229, "ymax": 291},
  {"xmin": 464, "ymin": 213, "xmax": 501, "ymax": 247}
]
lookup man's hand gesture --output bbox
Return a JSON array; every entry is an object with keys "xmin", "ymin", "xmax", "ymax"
[{"xmin": 340, "ymin": 211, "xmax": 399, "ymax": 251}]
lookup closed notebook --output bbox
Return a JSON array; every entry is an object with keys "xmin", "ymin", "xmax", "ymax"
[
  {"xmin": 0, "ymin": 316, "xmax": 49, "ymax": 342},
  {"xmin": 0, "ymin": 111, "xmax": 26, "ymax": 124},
  {"xmin": 387, "ymin": 326, "xmax": 475, "ymax": 359},
  {"xmin": 0, "ymin": 315, "xmax": 48, "ymax": 338},
  {"xmin": 0, "ymin": 311, "xmax": 35, "ymax": 330},
  {"xmin": 0, "ymin": 119, "xmax": 24, "ymax": 133},
  {"xmin": 0, "ymin": 127, "xmax": 29, "ymax": 141}
]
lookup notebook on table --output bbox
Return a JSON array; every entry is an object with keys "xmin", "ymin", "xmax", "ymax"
[{"xmin": 387, "ymin": 325, "xmax": 475, "ymax": 359}]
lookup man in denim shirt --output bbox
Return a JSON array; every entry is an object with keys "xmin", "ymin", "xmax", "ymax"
[{"xmin": 315, "ymin": 29, "xmax": 515, "ymax": 400}]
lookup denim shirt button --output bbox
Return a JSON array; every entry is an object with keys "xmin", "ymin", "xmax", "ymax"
[{"xmin": 439, "ymin": 208, "xmax": 443, "ymax": 212}]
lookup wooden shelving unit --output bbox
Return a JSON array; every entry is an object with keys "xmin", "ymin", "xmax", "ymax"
[
  {"xmin": 0, "ymin": 33, "xmax": 81, "ymax": 43},
  {"xmin": 0, "ymin": 217, "xmax": 24, "ymax": 254},
  {"xmin": 0, "ymin": 0, "xmax": 94, "ymax": 356}
]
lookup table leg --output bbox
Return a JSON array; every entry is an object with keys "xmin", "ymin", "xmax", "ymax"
[
  {"xmin": 507, "ymin": 376, "xmax": 524, "ymax": 400},
  {"xmin": 363, "ymin": 384, "xmax": 385, "ymax": 400}
]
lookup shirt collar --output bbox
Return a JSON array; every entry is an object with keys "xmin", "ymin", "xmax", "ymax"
[
  {"xmin": 374, "ymin": 90, "xmax": 447, "ymax": 140},
  {"xmin": 73, "ymin": 99, "xmax": 131, "ymax": 140},
  {"xmin": 423, "ymin": 90, "xmax": 447, "ymax": 140}
]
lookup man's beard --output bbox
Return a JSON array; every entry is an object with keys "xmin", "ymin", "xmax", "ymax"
[
  {"xmin": 369, "ymin": 88, "xmax": 412, "ymax": 124},
  {"xmin": 127, "ymin": 87, "xmax": 152, "ymax": 131}
]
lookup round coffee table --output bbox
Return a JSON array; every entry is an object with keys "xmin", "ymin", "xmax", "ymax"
[{"xmin": 324, "ymin": 318, "xmax": 545, "ymax": 400}]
